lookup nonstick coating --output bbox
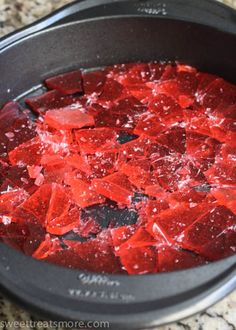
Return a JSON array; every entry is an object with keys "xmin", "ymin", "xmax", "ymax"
[{"xmin": 0, "ymin": 12, "xmax": 236, "ymax": 329}]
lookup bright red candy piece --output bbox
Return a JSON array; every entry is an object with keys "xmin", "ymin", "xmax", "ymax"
[
  {"xmin": 117, "ymin": 245, "xmax": 157, "ymax": 275},
  {"xmin": 67, "ymin": 176, "xmax": 106, "ymax": 208},
  {"xmin": 19, "ymin": 184, "xmax": 52, "ymax": 226},
  {"xmin": 32, "ymin": 235, "xmax": 62, "ymax": 259},
  {"xmin": 45, "ymin": 70, "xmax": 83, "ymax": 95},
  {"xmin": 8, "ymin": 137, "xmax": 44, "ymax": 166},
  {"xmin": 47, "ymin": 207, "xmax": 80, "ymax": 236},
  {"xmin": 45, "ymin": 107, "xmax": 95, "ymax": 130},
  {"xmin": 181, "ymin": 206, "xmax": 236, "ymax": 252},
  {"xmin": 158, "ymin": 246, "xmax": 207, "ymax": 272},
  {"xmin": 75, "ymin": 128, "xmax": 118, "ymax": 154},
  {"xmin": 111, "ymin": 225, "xmax": 137, "ymax": 248},
  {"xmin": 87, "ymin": 151, "xmax": 118, "ymax": 179},
  {"xmin": 92, "ymin": 172, "xmax": 134, "ymax": 205},
  {"xmin": 46, "ymin": 184, "xmax": 71, "ymax": 223}
]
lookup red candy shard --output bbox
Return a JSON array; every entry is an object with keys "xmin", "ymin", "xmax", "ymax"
[
  {"xmin": 82, "ymin": 69, "xmax": 106, "ymax": 95},
  {"xmin": 67, "ymin": 176, "xmax": 105, "ymax": 208},
  {"xmin": 211, "ymin": 187, "xmax": 236, "ymax": 215},
  {"xmin": 74, "ymin": 216, "xmax": 101, "ymax": 237},
  {"xmin": 111, "ymin": 225, "xmax": 137, "ymax": 248},
  {"xmin": 120, "ymin": 136, "xmax": 149, "ymax": 159},
  {"xmin": 44, "ymin": 107, "xmax": 95, "ymax": 130},
  {"xmin": 149, "ymin": 94, "xmax": 183, "ymax": 121},
  {"xmin": 46, "ymin": 184, "xmax": 71, "ymax": 223},
  {"xmin": 186, "ymin": 132, "xmax": 220, "ymax": 171},
  {"xmin": 60, "ymin": 231, "xmax": 122, "ymax": 273},
  {"xmin": 117, "ymin": 245, "xmax": 157, "ymax": 275},
  {"xmin": 147, "ymin": 200, "xmax": 214, "ymax": 242},
  {"xmin": 47, "ymin": 207, "xmax": 80, "ymax": 236},
  {"xmin": 45, "ymin": 70, "xmax": 83, "ymax": 95},
  {"xmin": 110, "ymin": 96, "xmax": 147, "ymax": 116},
  {"xmin": 8, "ymin": 137, "xmax": 43, "ymax": 166},
  {"xmin": 0, "ymin": 102, "xmax": 21, "ymax": 132},
  {"xmin": 205, "ymin": 160, "xmax": 236, "ymax": 186},
  {"xmin": 92, "ymin": 172, "xmax": 134, "ymax": 205},
  {"xmin": 19, "ymin": 184, "xmax": 52, "ymax": 226},
  {"xmin": 98, "ymin": 78, "xmax": 124, "ymax": 103},
  {"xmin": 158, "ymin": 246, "xmax": 207, "ymax": 272},
  {"xmin": 181, "ymin": 206, "xmax": 236, "ymax": 252},
  {"xmin": 0, "ymin": 189, "xmax": 28, "ymax": 216},
  {"xmin": 87, "ymin": 151, "xmax": 118, "ymax": 179},
  {"xmin": 65, "ymin": 154, "xmax": 91, "ymax": 174},
  {"xmin": 75, "ymin": 128, "xmax": 118, "ymax": 154},
  {"xmin": 197, "ymin": 230, "xmax": 236, "ymax": 261},
  {"xmin": 32, "ymin": 235, "xmax": 62, "ymax": 259},
  {"xmin": 155, "ymin": 126, "xmax": 186, "ymax": 154},
  {"xmin": 25, "ymin": 90, "xmax": 80, "ymax": 114}
]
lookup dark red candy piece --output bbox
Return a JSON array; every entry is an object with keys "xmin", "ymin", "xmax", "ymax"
[
  {"xmin": 196, "ymin": 72, "xmax": 218, "ymax": 95},
  {"xmin": 45, "ymin": 70, "xmax": 83, "ymax": 95},
  {"xmin": 148, "ymin": 200, "xmax": 214, "ymax": 242},
  {"xmin": 82, "ymin": 70, "xmax": 107, "ymax": 95},
  {"xmin": 197, "ymin": 230, "xmax": 236, "ymax": 261},
  {"xmin": 75, "ymin": 128, "xmax": 118, "ymax": 154},
  {"xmin": 158, "ymin": 246, "xmax": 207, "ymax": 272},
  {"xmin": 110, "ymin": 96, "xmax": 147, "ymax": 116},
  {"xmin": 160, "ymin": 64, "xmax": 177, "ymax": 81},
  {"xmin": 47, "ymin": 207, "xmax": 81, "ymax": 236},
  {"xmin": 149, "ymin": 62, "xmax": 166, "ymax": 81},
  {"xmin": 8, "ymin": 137, "xmax": 43, "ymax": 166},
  {"xmin": 149, "ymin": 94, "xmax": 183, "ymax": 122},
  {"xmin": 181, "ymin": 206, "xmax": 236, "ymax": 252},
  {"xmin": 6, "ymin": 116, "xmax": 37, "ymax": 153},
  {"xmin": 46, "ymin": 184, "xmax": 71, "ymax": 223},
  {"xmin": 25, "ymin": 90, "xmax": 80, "ymax": 115},
  {"xmin": 33, "ymin": 235, "xmax": 62, "ymax": 259},
  {"xmin": 117, "ymin": 245, "xmax": 157, "ymax": 275},
  {"xmin": 120, "ymin": 63, "xmax": 151, "ymax": 85},
  {"xmin": 211, "ymin": 187, "xmax": 236, "ymax": 215},
  {"xmin": 0, "ymin": 189, "xmax": 28, "ymax": 215},
  {"xmin": 0, "ymin": 102, "xmax": 21, "ymax": 132},
  {"xmin": 95, "ymin": 110, "xmax": 137, "ymax": 131},
  {"xmin": 92, "ymin": 172, "xmax": 134, "ymax": 206},
  {"xmin": 19, "ymin": 184, "xmax": 52, "ymax": 226},
  {"xmin": 199, "ymin": 78, "xmax": 236, "ymax": 111},
  {"xmin": 186, "ymin": 132, "xmax": 220, "ymax": 171},
  {"xmin": 62, "ymin": 231, "xmax": 122, "ymax": 273},
  {"xmin": 67, "ymin": 176, "xmax": 106, "ymax": 208},
  {"xmin": 98, "ymin": 79, "xmax": 124, "ymax": 103},
  {"xmin": 134, "ymin": 113, "xmax": 165, "ymax": 137},
  {"xmin": 45, "ymin": 107, "xmax": 95, "ymax": 130},
  {"xmin": 155, "ymin": 126, "xmax": 186, "ymax": 154},
  {"xmin": 5, "ymin": 166, "xmax": 36, "ymax": 192}
]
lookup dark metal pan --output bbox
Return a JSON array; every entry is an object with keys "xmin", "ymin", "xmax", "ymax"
[{"xmin": 0, "ymin": 0, "xmax": 236, "ymax": 328}]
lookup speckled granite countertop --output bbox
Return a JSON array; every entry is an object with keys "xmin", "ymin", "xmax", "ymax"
[{"xmin": 0, "ymin": 0, "xmax": 236, "ymax": 329}]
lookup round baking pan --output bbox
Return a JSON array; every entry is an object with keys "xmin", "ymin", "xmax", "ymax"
[{"xmin": 0, "ymin": 0, "xmax": 236, "ymax": 328}]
